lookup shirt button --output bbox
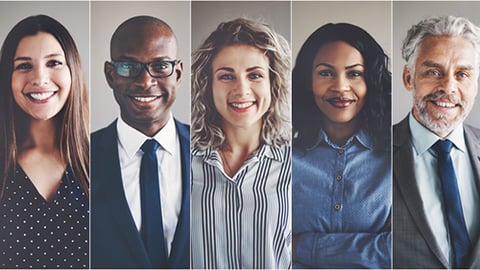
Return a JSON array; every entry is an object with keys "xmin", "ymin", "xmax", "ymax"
[
  {"xmin": 334, "ymin": 204, "xmax": 342, "ymax": 211},
  {"xmin": 338, "ymin": 149, "xmax": 344, "ymax": 154},
  {"xmin": 336, "ymin": 175, "xmax": 342, "ymax": 181}
]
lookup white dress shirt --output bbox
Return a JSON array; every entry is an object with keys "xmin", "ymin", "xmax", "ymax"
[
  {"xmin": 409, "ymin": 113, "xmax": 480, "ymax": 266},
  {"xmin": 116, "ymin": 115, "xmax": 182, "ymax": 256}
]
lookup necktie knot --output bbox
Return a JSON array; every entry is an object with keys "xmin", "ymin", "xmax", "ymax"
[
  {"xmin": 141, "ymin": 139, "xmax": 159, "ymax": 155},
  {"xmin": 433, "ymin": 139, "xmax": 453, "ymax": 154}
]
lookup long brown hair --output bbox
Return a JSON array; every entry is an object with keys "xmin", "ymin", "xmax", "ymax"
[{"xmin": 0, "ymin": 15, "xmax": 89, "ymax": 199}]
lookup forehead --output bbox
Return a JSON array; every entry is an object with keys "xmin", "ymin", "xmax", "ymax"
[
  {"xmin": 15, "ymin": 32, "xmax": 64, "ymax": 57},
  {"xmin": 111, "ymin": 24, "xmax": 177, "ymax": 61},
  {"xmin": 313, "ymin": 41, "xmax": 363, "ymax": 65},
  {"xmin": 415, "ymin": 35, "xmax": 478, "ymax": 67},
  {"xmin": 212, "ymin": 44, "xmax": 269, "ymax": 69}
]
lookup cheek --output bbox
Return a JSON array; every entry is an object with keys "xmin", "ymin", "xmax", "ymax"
[{"xmin": 11, "ymin": 73, "xmax": 26, "ymax": 101}]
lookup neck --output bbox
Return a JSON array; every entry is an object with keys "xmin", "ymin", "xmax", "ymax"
[
  {"xmin": 20, "ymin": 118, "xmax": 60, "ymax": 153},
  {"xmin": 322, "ymin": 117, "xmax": 359, "ymax": 146},
  {"xmin": 218, "ymin": 121, "xmax": 262, "ymax": 177},
  {"xmin": 221, "ymin": 121, "xmax": 262, "ymax": 154}
]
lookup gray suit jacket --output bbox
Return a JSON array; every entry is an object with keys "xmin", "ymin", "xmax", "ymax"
[{"xmin": 393, "ymin": 116, "xmax": 480, "ymax": 268}]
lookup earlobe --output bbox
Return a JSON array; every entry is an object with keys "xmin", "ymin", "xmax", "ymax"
[
  {"xmin": 403, "ymin": 65, "xmax": 414, "ymax": 91},
  {"xmin": 104, "ymin": 61, "xmax": 115, "ymax": 89}
]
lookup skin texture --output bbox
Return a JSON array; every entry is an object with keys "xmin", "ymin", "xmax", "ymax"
[
  {"xmin": 12, "ymin": 32, "xmax": 71, "ymax": 121},
  {"xmin": 403, "ymin": 35, "xmax": 479, "ymax": 138},
  {"xmin": 211, "ymin": 44, "xmax": 271, "ymax": 177},
  {"xmin": 311, "ymin": 41, "xmax": 367, "ymax": 145},
  {"xmin": 105, "ymin": 21, "xmax": 183, "ymax": 137}
]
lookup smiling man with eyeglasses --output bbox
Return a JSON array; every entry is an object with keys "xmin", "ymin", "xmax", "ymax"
[{"xmin": 91, "ymin": 15, "xmax": 190, "ymax": 269}]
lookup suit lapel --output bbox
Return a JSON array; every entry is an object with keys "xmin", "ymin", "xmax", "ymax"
[
  {"xmin": 100, "ymin": 121, "xmax": 151, "ymax": 267},
  {"xmin": 463, "ymin": 125, "xmax": 480, "ymax": 268},
  {"xmin": 394, "ymin": 117, "xmax": 449, "ymax": 267},
  {"xmin": 168, "ymin": 120, "xmax": 191, "ymax": 268}
]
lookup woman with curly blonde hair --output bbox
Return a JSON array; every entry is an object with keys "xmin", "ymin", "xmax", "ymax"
[{"xmin": 191, "ymin": 17, "xmax": 291, "ymax": 268}]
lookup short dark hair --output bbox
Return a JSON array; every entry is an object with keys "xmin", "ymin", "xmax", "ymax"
[{"xmin": 292, "ymin": 23, "xmax": 391, "ymax": 150}]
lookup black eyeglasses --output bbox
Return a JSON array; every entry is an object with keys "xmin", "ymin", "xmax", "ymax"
[{"xmin": 110, "ymin": 60, "xmax": 180, "ymax": 78}]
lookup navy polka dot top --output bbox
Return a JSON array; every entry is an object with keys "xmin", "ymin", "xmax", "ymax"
[{"xmin": 0, "ymin": 165, "xmax": 89, "ymax": 269}]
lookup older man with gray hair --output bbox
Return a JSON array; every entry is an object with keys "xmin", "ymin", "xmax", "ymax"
[{"xmin": 394, "ymin": 15, "xmax": 480, "ymax": 268}]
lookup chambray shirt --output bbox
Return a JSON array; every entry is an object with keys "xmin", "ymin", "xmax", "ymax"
[{"xmin": 292, "ymin": 128, "xmax": 391, "ymax": 269}]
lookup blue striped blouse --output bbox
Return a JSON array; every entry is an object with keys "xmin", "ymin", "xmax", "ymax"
[{"xmin": 191, "ymin": 144, "xmax": 292, "ymax": 269}]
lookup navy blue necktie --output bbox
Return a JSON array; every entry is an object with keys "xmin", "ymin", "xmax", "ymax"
[
  {"xmin": 433, "ymin": 139, "xmax": 471, "ymax": 268},
  {"xmin": 140, "ymin": 139, "xmax": 167, "ymax": 268}
]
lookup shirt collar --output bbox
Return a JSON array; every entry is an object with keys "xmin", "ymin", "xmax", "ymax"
[
  {"xmin": 194, "ymin": 144, "xmax": 286, "ymax": 165},
  {"xmin": 409, "ymin": 112, "xmax": 466, "ymax": 155},
  {"xmin": 117, "ymin": 114, "xmax": 177, "ymax": 158},
  {"xmin": 308, "ymin": 127, "xmax": 373, "ymax": 150}
]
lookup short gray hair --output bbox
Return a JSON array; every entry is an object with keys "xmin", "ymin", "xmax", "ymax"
[{"xmin": 402, "ymin": 15, "xmax": 480, "ymax": 72}]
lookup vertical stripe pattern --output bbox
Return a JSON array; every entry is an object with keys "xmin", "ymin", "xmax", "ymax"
[{"xmin": 191, "ymin": 145, "xmax": 292, "ymax": 269}]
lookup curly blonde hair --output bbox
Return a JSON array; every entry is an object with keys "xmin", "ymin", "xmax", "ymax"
[{"xmin": 191, "ymin": 17, "xmax": 291, "ymax": 150}]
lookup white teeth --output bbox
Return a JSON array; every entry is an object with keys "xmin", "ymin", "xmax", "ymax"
[
  {"xmin": 133, "ymin": 96, "xmax": 157, "ymax": 102},
  {"xmin": 29, "ymin": 92, "xmax": 54, "ymax": 101},
  {"xmin": 230, "ymin": 102, "xmax": 254, "ymax": 109},
  {"xmin": 436, "ymin": 101, "xmax": 455, "ymax": 108}
]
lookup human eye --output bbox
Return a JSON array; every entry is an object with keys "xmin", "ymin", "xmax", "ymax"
[
  {"xmin": 347, "ymin": 70, "xmax": 363, "ymax": 78},
  {"xmin": 46, "ymin": 59, "xmax": 64, "ymax": 68},
  {"xmin": 151, "ymin": 61, "xmax": 170, "ymax": 73},
  {"xmin": 218, "ymin": 73, "xmax": 234, "ymax": 80},
  {"xmin": 14, "ymin": 62, "xmax": 33, "ymax": 71},
  {"xmin": 456, "ymin": 71, "xmax": 470, "ymax": 80},
  {"xmin": 317, "ymin": 69, "xmax": 334, "ymax": 77},
  {"xmin": 424, "ymin": 69, "xmax": 441, "ymax": 77},
  {"xmin": 248, "ymin": 72, "xmax": 264, "ymax": 80}
]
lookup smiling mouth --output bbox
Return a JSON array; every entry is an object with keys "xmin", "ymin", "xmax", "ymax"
[
  {"xmin": 228, "ymin": 101, "xmax": 256, "ymax": 110},
  {"xmin": 431, "ymin": 100, "xmax": 457, "ymax": 108},
  {"xmin": 130, "ymin": 95, "xmax": 161, "ymax": 103},
  {"xmin": 26, "ymin": 91, "xmax": 57, "ymax": 102},
  {"xmin": 325, "ymin": 97, "xmax": 356, "ymax": 108}
]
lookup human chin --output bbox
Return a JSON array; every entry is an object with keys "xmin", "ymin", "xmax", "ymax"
[{"xmin": 414, "ymin": 95, "xmax": 467, "ymax": 135}]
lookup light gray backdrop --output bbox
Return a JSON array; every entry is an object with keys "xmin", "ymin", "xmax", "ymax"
[
  {"xmin": 191, "ymin": 1, "xmax": 291, "ymax": 57},
  {"xmin": 393, "ymin": 1, "xmax": 480, "ymax": 126},
  {"xmin": 91, "ymin": 1, "xmax": 190, "ymax": 131},
  {"xmin": 292, "ymin": 1, "xmax": 392, "ymax": 65},
  {"xmin": 0, "ymin": 1, "xmax": 89, "ymax": 98}
]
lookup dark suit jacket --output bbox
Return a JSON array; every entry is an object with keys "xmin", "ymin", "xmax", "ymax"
[
  {"xmin": 393, "ymin": 116, "xmax": 480, "ymax": 269},
  {"xmin": 90, "ymin": 119, "xmax": 190, "ymax": 269}
]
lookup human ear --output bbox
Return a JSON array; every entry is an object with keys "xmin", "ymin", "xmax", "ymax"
[
  {"xmin": 403, "ymin": 65, "xmax": 414, "ymax": 91},
  {"xmin": 104, "ymin": 61, "xmax": 115, "ymax": 89}
]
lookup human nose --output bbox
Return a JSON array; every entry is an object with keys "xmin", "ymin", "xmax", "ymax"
[
  {"xmin": 233, "ymin": 77, "xmax": 251, "ymax": 96},
  {"xmin": 29, "ymin": 66, "xmax": 49, "ymax": 87},
  {"xmin": 134, "ymin": 67, "xmax": 157, "ymax": 89},
  {"xmin": 331, "ymin": 74, "xmax": 350, "ymax": 92},
  {"xmin": 441, "ymin": 74, "xmax": 457, "ymax": 94}
]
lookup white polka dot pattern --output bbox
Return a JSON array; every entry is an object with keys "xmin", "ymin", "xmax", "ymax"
[{"xmin": 0, "ymin": 165, "xmax": 89, "ymax": 268}]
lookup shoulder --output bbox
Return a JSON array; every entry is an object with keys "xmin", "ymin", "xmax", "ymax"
[
  {"xmin": 174, "ymin": 118, "xmax": 190, "ymax": 137},
  {"xmin": 464, "ymin": 123, "xmax": 480, "ymax": 139},
  {"xmin": 91, "ymin": 120, "xmax": 117, "ymax": 151}
]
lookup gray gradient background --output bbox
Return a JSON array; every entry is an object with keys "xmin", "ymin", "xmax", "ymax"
[
  {"xmin": 191, "ymin": 1, "xmax": 291, "ymax": 52},
  {"xmin": 393, "ymin": 1, "xmax": 480, "ymax": 126},
  {"xmin": 91, "ymin": 1, "xmax": 190, "ymax": 131},
  {"xmin": 0, "ymin": 1, "xmax": 89, "ymax": 99}
]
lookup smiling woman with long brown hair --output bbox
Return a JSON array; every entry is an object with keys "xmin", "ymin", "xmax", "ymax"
[{"xmin": 0, "ymin": 15, "xmax": 89, "ymax": 268}]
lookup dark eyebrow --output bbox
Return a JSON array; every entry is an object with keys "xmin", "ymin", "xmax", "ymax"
[
  {"xmin": 115, "ymin": 56, "xmax": 173, "ymax": 62},
  {"xmin": 14, "ymin": 53, "xmax": 64, "ymax": 62},
  {"xmin": 14, "ymin": 56, "xmax": 31, "ymax": 62},
  {"xmin": 214, "ymin": 66, "xmax": 266, "ymax": 73},
  {"xmin": 314, "ymin": 63, "xmax": 364, "ymax": 70}
]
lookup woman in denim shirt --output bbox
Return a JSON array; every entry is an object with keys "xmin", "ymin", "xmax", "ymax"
[{"xmin": 291, "ymin": 23, "xmax": 391, "ymax": 268}]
